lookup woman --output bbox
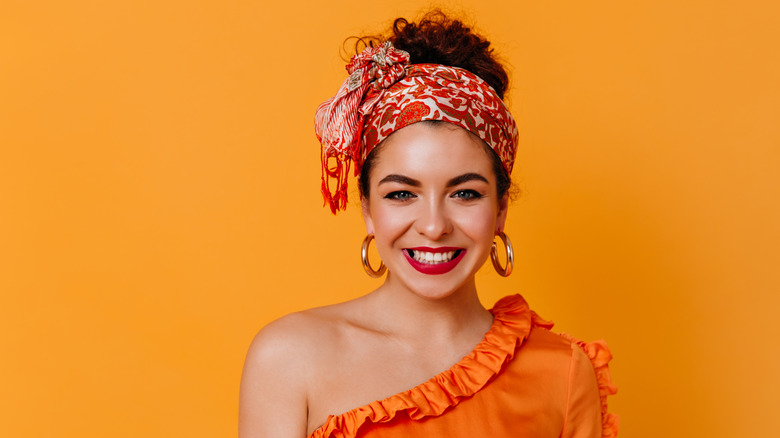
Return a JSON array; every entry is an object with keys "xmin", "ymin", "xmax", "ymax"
[{"xmin": 239, "ymin": 12, "xmax": 618, "ymax": 438}]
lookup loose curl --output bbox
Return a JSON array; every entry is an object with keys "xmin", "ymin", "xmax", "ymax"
[{"xmin": 353, "ymin": 11, "xmax": 515, "ymax": 201}]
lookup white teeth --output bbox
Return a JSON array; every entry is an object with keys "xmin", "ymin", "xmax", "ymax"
[{"xmin": 411, "ymin": 250, "xmax": 458, "ymax": 264}]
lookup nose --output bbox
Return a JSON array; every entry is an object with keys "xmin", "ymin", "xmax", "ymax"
[{"xmin": 414, "ymin": 198, "xmax": 453, "ymax": 240}]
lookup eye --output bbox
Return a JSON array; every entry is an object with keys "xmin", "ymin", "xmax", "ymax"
[
  {"xmin": 384, "ymin": 191, "xmax": 416, "ymax": 201},
  {"xmin": 452, "ymin": 189, "xmax": 484, "ymax": 200}
]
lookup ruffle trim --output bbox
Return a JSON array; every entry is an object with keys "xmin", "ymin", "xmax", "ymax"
[
  {"xmin": 308, "ymin": 294, "xmax": 534, "ymax": 438},
  {"xmin": 560, "ymin": 333, "xmax": 620, "ymax": 437}
]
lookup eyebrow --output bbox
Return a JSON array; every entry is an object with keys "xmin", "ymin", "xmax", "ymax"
[
  {"xmin": 378, "ymin": 173, "xmax": 489, "ymax": 187},
  {"xmin": 446, "ymin": 173, "xmax": 489, "ymax": 187},
  {"xmin": 378, "ymin": 174, "xmax": 421, "ymax": 186}
]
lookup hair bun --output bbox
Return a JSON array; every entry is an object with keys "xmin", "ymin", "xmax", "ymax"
[{"xmin": 387, "ymin": 11, "xmax": 508, "ymax": 99}]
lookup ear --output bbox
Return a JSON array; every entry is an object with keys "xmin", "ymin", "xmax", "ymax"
[
  {"xmin": 361, "ymin": 196, "xmax": 375, "ymax": 235},
  {"xmin": 495, "ymin": 194, "xmax": 509, "ymax": 234}
]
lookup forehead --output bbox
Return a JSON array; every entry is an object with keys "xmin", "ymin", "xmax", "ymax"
[{"xmin": 370, "ymin": 123, "xmax": 494, "ymax": 181}]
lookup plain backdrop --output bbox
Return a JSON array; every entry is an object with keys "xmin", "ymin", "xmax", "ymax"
[{"xmin": 1, "ymin": 0, "xmax": 778, "ymax": 436}]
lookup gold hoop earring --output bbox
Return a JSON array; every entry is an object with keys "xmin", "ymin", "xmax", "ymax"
[
  {"xmin": 361, "ymin": 234, "xmax": 386, "ymax": 278},
  {"xmin": 490, "ymin": 231, "xmax": 514, "ymax": 277}
]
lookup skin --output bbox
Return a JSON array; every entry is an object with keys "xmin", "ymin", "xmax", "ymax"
[{"xmin": 238, "ymin": 123, "xmax": 509, "ymax": 438}]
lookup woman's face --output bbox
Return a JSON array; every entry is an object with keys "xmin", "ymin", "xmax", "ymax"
[{"xmin": 362, "ymin": 123, "xmax": 509, "ymax": 300}]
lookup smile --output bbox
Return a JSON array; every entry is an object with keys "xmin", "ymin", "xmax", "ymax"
[
  {"xmin": 403, "ymin": 247, "xmax": 466, "ymax": 275},
  {"xmin": 407, "ymin": 249, "xmax": 461, "ymax": 264}
]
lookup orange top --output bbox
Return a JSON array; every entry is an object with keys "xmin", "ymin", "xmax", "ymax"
[{"xmin": 308, "ymin": 295, "xmax": 619, "ymax": 438}]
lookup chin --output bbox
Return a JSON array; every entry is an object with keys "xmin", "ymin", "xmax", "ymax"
[{"xmin": 387, "ymin": 264, "xmax": 482, "ymax": 301}]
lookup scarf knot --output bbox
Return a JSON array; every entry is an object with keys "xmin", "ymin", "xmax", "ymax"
[
  {"xmin": 346, "ymin": 41, "xmax": 410, "ymax": 91},
  {"xmin": 314, "ymin": 42, "xmax": 410, "ymax": 213}
]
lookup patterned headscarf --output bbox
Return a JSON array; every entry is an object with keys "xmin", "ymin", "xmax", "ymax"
[{"xmin": 315, "ymin": 41, "xmax": 518, "ymax": 214}]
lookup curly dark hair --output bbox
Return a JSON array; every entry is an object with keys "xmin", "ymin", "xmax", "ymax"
[{"xmin": 353, "ymin": 11, "xmax": 514, "ymax": 201}]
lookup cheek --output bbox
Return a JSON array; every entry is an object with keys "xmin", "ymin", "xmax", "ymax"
[
  {"xmin": 368, "ymin": 202, "xmax": 411, "ymax": 241},
  {"xmin": 456, "ymin": 206, "xmax": 499, "ymax": 243}
]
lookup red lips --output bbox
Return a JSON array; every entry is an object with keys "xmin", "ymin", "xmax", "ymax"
[{"xmin": 403, "ymin": 247, "xmax": 466, "ymax": 275}]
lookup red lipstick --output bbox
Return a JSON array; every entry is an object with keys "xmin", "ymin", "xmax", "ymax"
[{"xmin": 403, "ymin": 247, "xmax": 466, "ymax": 275}]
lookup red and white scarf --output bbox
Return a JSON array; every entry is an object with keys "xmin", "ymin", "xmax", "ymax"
[{"xmin": 315, "ymin": 41, "xmax": 518, "ymax": 213}]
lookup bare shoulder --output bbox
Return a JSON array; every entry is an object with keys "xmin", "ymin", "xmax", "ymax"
[
  {"xmin": 245, "ymin": 310, "xmax": 338, "ymax": 364},
  {"xmin": 239, "ymin": 304, "xmax": 356, "ymax": 438},
  {"xmin": 248, "ymin": 302, "xmax": 359, "ymax": 363}
]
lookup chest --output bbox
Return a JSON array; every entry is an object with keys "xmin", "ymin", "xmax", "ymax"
[{"xmin": 305, "ymin": 337, "xmax": 466, "ymax": 434}]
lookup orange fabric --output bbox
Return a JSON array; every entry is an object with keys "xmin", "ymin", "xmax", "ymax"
[{"xmin": 308, "ymin": 295, "xmax": 619, "ymax": 438}]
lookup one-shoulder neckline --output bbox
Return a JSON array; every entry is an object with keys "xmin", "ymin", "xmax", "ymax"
[{"xmin": 307, "ymin": 294, "xmax": 535, "ymax": 438}]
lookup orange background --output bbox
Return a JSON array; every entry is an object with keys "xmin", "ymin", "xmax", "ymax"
[{"xmin": 1, "ymin": 1, "xmax": 778, "ymax": 436}]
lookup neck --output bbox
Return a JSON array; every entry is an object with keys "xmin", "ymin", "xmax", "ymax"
[{"xmin": 365, "ymin": 275, "xmax": 493, "ymax": 348}]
